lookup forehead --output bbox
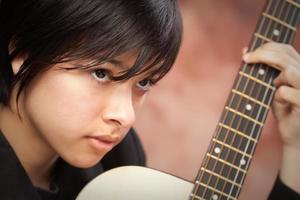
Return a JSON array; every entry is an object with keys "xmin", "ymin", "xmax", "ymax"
[{"xmin": 109, "ymin": 52, "xmax": 139, "ymax": 71}]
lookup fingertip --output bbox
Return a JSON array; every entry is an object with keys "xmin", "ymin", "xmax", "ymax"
[
  {"xmin": 242, "ymin": 47, "xmax": 248, "ymax": 54},
  {"xmin": 273, "ymin": 77, "xmax": 279, "ymax": 86},
  {"xmin": 243, "ymin": 53, "xmax": 250, "ymax": 62}
]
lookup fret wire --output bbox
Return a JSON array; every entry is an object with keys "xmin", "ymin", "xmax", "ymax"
[
  {"xmin": 292, "ymin": 2, "xmax": 300, "ymax": 27},
  {"xmin": 268, "ymin": 0, "xmax": 285, "ymax": 43},
  {"xmin": 285, "ymin": 1, "xmax": 296, "ymax": 28},
  {"xmin": 248, "ymin": 0, "xmax": 281, "ymax": 51},
  {"xmin": 197, "ymin": 1, "xmax": 275, "ymax": 198},
  {"xmin": 282, "ymin": 1, "xmax": 297, "ymax": 43},
  {"xmin": 232, "ymin": 68, "xmax": 276, "ymax": 199},
  {"xmin": 206, "ymin": 153, "xmax": 247, "ymax": 174},
  {"xmin": 213, "ymin": 138, "xmax": 252, "ymax": 158},
  {"xmin": 239, "ymin": 71, "xmax": 276, "ymax": 90},
  {"xmin": 288, "ymin": 1, "xmax": 300, "ymax": 44},
  {"xmin": 282, "ymin": 0, "xmax": 296, "ymax": 44},
  {"xmin": 234, "ymin": 4, "xmax": 297, "ymax": 197},
  {"xmin": 225, "ymin": 107, "xmax": 264, "ymax": 126},
  {"xmin": 227, "ymin": 0, "xmax": 282, "ymax": 197},
  {"xmin": 200, "ymin": 167, "xmax": 243, "ymax": 188},
  {"xmin": 234, "ymin": 1, "xmax": 297, "ymax": 196},
  {"xmin": 200, "ymin": 71, "xmax": 250, "ymax": 198},
  {"xmin": 272, "ymin": 1, "xmax": 284, "ymax": 43},
  {"xmin": 189, "ymin": 0, "xmax": 299, "ymax": 199},
  {"xmin": 263, "ymin": 12, "xmax": 297, "ymax": 31},
  {"xmin": 227, "ymin": 0, "xmax": 285, "ymax": 197},
  {"xmin": 286, "ymin": 0, "xmax": 300, "ymax": 9},
  {"xmin": 232, "ymin": 89, "xmax": 270, "ymax": 109},
  {"xmin": 195, "ymin": 181, "xmax": 238, "ymax": 200},
  {"xmin": 269, "ymin": 1, "xmax": 286, "ymax": 44},
  {"xmin": 218, "ymin": 123, "xmax": 258, "ymax": 143},
  {"xmin": 229, "ymin": 60, "xmax": 273, "ymax": 197},
  {"xmin": 230, "ymin": 0, "xmax": 300, "ymax": 197},
  {"xmin": 226, "ymin": 69, "xmax": 270, "ymax": 197},
  {"xmin": 279, "ymin": 0, "xmax": 290, "ymax": 25},
  {"xmin": 193, "ymin": 56, "xmax": 249, "ymax": 198},
  {"xmin": 254, "ymin": 32, "xmax": 273, "ymax": 42},
  {"xmin": 209, "ymin": 32, "xmax": 265, "ymax": 196},
  {"xmin": 231, "ymin": 0, "xmax": 294, "ymax": 197}
]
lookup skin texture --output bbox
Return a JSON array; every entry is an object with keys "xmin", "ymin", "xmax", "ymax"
[
  {"xmin": 0, "ymin": 42, "xmax": 299, "ymax": 195},
  {"xmin": 243, "ymin": 42, "xmax": 300, "ymax": 193},
  {"xmin": 0, "ymin": 52, "xmax": 150, "ymax": 189}
]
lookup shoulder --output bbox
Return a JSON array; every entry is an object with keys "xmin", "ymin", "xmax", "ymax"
[{"xmin": 268, "ymin": 176, "xmax": 300, "ymax": 200}]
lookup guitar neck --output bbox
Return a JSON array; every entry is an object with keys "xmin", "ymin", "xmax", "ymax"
[{"xmin": 190, "ymin": 1, "xmax": 300, "ymax": 200}]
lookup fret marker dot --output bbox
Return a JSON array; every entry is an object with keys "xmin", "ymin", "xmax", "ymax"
[
  {"xmin": 273, "ymin": 29, "xmax": 280, "ymax": 36},
  {"xmin": 214, "ymin": 147, "xmax": 221, "ymax": 154},
  {"xmin": 245, "ymin": 104, "xmax": 252, "ymax": 111},
  {"xmin": 212, "ymin": 194, "xmax": 219, "ymax": 200},
  {"xmin": 258, "ymin": 69, "xmax": 265, "ymax": 75},
  {"xmin": 240, "ymin": 158, "xmax": 246, "ymax": 166}
]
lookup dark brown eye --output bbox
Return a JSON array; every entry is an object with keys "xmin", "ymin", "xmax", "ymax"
[
  {"xmin": 137, "ymin": 79, "xmax": 152, "ymax": 91},
  {"xmin": 91, "ymin": 69, "xmax": 110, "ymax": 82}
]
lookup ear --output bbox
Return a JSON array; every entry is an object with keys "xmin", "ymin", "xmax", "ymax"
[{"xmin": 11, "ymin": 56, "xmax": 25, "ymax": 75}]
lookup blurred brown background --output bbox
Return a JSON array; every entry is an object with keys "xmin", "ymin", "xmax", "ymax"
[{"xmin": 134, "ymin": 1, "xmax": 300, "ymax": 200}]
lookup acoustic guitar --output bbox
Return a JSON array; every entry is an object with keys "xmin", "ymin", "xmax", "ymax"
[{"xmin": 76, "ymin": 0, "xmax": 300, "ymax": 199}]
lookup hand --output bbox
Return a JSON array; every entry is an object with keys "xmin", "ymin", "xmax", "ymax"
[{"xmin": 243, "ymin": 42, "xmax": 300, "ymax": 193}]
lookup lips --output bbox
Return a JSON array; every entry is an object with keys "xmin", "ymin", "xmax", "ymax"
[
  {"xmin": 90, "ymin": 135, "xmax": 120, "ymax": 143},
  {"xmin": 86, "ymin": 135, "xmax": 121, "ymax": 151}
]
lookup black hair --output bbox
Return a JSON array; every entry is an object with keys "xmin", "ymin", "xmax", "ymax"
[{"xmin": 0, "ymin": 0, "xmax": 182, "ymax": 105}]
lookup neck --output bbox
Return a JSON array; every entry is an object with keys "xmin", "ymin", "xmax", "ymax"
[{"xmin": 0, "ymin": 103, "xmax": 58, "ymax": 189}]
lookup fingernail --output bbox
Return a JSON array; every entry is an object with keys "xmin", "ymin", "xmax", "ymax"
[{"xmin": 242, "ymin": 47, "xmax": 248, "ymax": 54}]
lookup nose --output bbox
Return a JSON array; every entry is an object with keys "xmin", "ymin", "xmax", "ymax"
[{"xmin": 101, "ymin": 86, "xmax": 136, "ymax": 129}]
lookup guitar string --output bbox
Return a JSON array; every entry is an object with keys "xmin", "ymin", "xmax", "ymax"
[
  {"xmin": 190, "ymin": 0, "xmax": 300, "ymax": 199},
  {"xmin": 224, "ymin": 2, "xmax": 279, "ymax": 198},
  {"xmin": 232, "ymin": 2, "xmax": 300, "ymax": 198},
  {"xmin": 223, "ymin": 1, "xmax": 300, "ymax": 197},
  {"xmin": 191, "ymin": 1, "xmax": 274, "ymax": 199},
  {"xmin": 229, "ymin": 1, "xmax": 298, "ymax": 199},
  {"xmin": 217, "ymin": 0, "xmax": 287, "ymax": 198},
  {"xmin": 212, "ymin": 1, "xmax": 277, "ymax": 198},
  {"xmin": 228, "ymin": 0, "xmax": 291, "ymax": 197},
  {"xmin": 191, "ymin": 1, "xmax": 275, "ymax": 199},
  {"xmin": 289, "ymin": 0, "xmax": 300, "ymax": 45},
  {"xmin": 216, "ymin": 0, "xmax": 280, "ymax": 197},
  {"xmin": 198, "ymin": 0, "xmax": 298, "ymax": 198}
]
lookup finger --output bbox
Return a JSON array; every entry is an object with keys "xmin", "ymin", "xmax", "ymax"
[
  {"xmin": 253, "ymin": 42, "xmax": 300, "ymax": 65},
  {"xmin": 274, "ymin": 85, "xmax": 300, "ymax": 108},
  {"xmin": 273, "ymin": 67, "xmax": 300, "ymax": 89},
  {"xmin": 272, "ymin": 99, "xmax": 291, "ymax": 119},
  {"xmin": 242, "ymin": 47, "xmax": 248, "ymax": 54},
  {"xmin": 243, "ymin": 48, "xmax": 299, "ymax": 72},
  {"xmin": 259, "ymin": 42, "xmax": 300, "ymax": 64}
]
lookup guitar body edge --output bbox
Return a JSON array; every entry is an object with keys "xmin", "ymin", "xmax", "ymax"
[{"xmin": 76, "ymin": 166, "xmax": 194, "ymax": 200}]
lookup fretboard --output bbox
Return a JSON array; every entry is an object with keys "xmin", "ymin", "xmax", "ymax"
[{"xmin": 190, "ymin": 0, "xmax": 300, "ymax": 200}]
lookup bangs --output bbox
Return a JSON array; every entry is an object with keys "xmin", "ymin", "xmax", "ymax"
[
  {"xmin": 44, "ymin": 0, "xmax": 183, "ymax": 83},
  {"xmin": 5, "ymin": 0, "xmax": 182, "ymax": 104}
]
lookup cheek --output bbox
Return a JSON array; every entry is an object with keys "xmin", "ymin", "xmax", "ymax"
[{"xmin": 24, "ymin": 71, "xmax": 103, "ymax": 137}]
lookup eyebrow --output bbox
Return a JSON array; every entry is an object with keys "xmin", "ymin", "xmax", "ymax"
[{"xmin": 107, "ymin": 59, "xmax": 130, "ymax": 70}]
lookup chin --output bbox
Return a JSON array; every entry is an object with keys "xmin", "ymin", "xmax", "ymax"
[{"xmin": 67, "ymin": 154, "xmax": 104, "ymax": 168}]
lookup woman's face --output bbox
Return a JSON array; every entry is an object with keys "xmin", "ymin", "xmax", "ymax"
[{"xmin": 17, "ymin": 53, "xmax": 151, "ymax": 168}]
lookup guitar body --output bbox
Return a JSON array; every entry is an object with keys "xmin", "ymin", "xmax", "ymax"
[
  {"xmin": 76, "ymin": 166, "xmax": 194, "ymax": 200},
  {"xmin": 76, "ymin": 1, "xmax": 300, "ymax": 199}
]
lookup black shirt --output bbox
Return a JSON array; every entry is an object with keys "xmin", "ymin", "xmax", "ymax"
[
  {"xmin": 0, "ymin": 128, "xmax": 145, "ymax": 200},
  {"xmin": 0, "ymin": 129, "xmax": 299, "ymax": 200}
]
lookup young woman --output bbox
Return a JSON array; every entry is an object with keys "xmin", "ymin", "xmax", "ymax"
[{"xmin": 0, "ymin": 0, "xmax": 299, "ymax": 199}]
